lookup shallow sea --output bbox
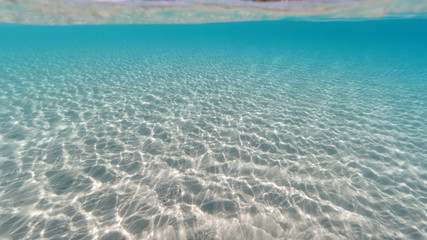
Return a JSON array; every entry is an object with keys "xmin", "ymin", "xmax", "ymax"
[{"xmin": 0, "ymin": 20, "xmax": 426, "ymax": 239}]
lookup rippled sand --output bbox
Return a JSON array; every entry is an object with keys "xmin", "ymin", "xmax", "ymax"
[{"xmin": 0, "ymin": 21, "xmax": 427, "ymax": 239}]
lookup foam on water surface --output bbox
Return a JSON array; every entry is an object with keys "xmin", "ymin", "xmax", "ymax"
[{"xmin": 0, "ymin": 20, "xmax": 427, "ymax": 239}]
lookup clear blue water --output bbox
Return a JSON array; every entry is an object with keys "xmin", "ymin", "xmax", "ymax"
[{"xmin": 0, "ymin": 20, "xmax": 427, "ymax": 239}]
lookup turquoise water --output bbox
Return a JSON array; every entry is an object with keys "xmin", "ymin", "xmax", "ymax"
[{"xmin": 0, "ymin": 20, "xmax": 427, "ymax": 239}]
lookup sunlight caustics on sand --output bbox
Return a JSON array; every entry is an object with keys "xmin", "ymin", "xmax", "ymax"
[{"xmin": 0, "ymin": 19, "xmax": 427, "ymax": 239}]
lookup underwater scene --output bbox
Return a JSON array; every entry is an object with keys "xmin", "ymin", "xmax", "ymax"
[{"xmin": 0, "ymin": 1, "xmax": 427, "ymax": 239}]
